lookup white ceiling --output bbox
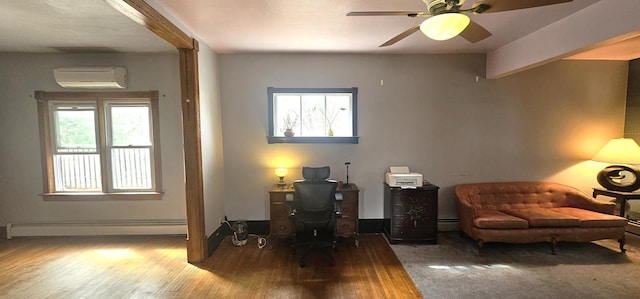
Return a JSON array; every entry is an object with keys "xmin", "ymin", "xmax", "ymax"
[
  {"xmin": 0, "ymin": 0, "xmax": 175, "ymax": 53},
  {"xmin": 0, "ymin": 0, "xmax": 637, "ymax": 61},
  {"xmin": 155, "ymin": 0, "xmax": 600, "ymax": 54}
]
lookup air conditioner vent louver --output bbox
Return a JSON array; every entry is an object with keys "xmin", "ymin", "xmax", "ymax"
[{"xmin": 53, "ymin": 67, "xmax": 127, "ymax": 89}]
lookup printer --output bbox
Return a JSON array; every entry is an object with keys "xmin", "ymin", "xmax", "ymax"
[{"xmin": 385, "ymin": 166, "xmax": 423, "ymax": 187}]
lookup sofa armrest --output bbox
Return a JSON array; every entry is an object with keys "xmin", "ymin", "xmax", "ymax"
[
  {"xmin": 455, "ymin": 196, "xmax": 478, "ymax": 235},
  {"xmin": 567, "ymin": 194, "xmax": 616, "ymax": 215}
]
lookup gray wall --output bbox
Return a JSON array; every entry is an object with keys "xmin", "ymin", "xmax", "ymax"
[
  {"xmin": 0, "ymin": 53, "xmax": 187, "ymax": 226},
  {"xmin": 219, "ymin": 53, "xmax": 628, "ymax": 225},
  {"xmin": 0, "ymin": 51, "xmax": 629, "ymax": 232}
]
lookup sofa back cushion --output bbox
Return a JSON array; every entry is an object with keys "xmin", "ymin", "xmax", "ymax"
[{"xmin": 455, "ymin": 181, "xmax": 589, "ymax": 210}]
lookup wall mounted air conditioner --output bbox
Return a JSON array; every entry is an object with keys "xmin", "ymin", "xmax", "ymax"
[{"xmin": 53, "ymin": 67, "xmax": 127, "ymax": 89}]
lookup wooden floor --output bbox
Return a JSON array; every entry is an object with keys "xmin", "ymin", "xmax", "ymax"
[{"xmin": 0, "ymin": 234, "xmax": 421, "ymax": 298}]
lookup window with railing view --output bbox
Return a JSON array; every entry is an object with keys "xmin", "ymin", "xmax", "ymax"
[{"xmin": 35, "ymin": 91, "xmax": 162, "ymax": 200}]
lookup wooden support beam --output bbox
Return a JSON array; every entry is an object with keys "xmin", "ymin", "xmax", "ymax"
[
  {"xmin": 107, "ymin": 0, "xmax": 207, "ymax": 263},
  {"xmin": 105, "ymin": 0, "xmax": 194, "ymax": 49},
  {"xmin": 179, "ymin": 45, "xmax": 207, "ymax": 263}
]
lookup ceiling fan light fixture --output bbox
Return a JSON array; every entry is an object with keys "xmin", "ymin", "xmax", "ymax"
[{"xmin": 419, "ymin": 13, "xmax": 470, "ymax": 41}]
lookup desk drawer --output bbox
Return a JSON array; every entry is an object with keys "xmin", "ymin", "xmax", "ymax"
[
  {"xmin": 340, "ymin": 200, "xmax": 357, "ymax": 218},
  {"xmin": 270, "ymin": 202, "xmax": 291, "ymax": 218},
  {"xmin": 270, "ymin": 192, "xmax": 290, "ymax": 203},
  {"xmin": 336, "ymin": 218, "xmax": 356, "ymax": 235},
  {"xmin": 270, "ymin": 220, "xmax": 293, "ymax": 236}
]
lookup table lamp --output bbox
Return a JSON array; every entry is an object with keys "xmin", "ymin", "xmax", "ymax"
[
  {"xmin": 275, "ymin": 168, "xmax": 288, "ymax": 188},
  {"xmin": 592, "ymin": 138, "xmax": 640, "ymax": 192}
]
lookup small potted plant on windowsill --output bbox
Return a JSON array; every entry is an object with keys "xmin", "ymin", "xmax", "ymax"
[
  {"xmin": 283, "ymin": 113, "xmax": 297, "ymax": 137},
  {"xmin": 325, "ymin": 107, "xmax": 346, "ymax": 136}
]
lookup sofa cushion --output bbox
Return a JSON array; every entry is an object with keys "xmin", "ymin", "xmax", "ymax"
[
  {"xmin": 502, "ymin": 208, "xmax": 581, "ymax": 227},
  {"xmin": 473, "ymin": 210, "xmax": 529, "ymax": 229},
  {"xmin": 549, "ymin": 207, "xmax": 627, "ymax": 228}
]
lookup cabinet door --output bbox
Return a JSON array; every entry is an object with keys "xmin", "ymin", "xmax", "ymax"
[{"xmin": 390, "ymin": 189, "xmax": 435, "ymax": 240}]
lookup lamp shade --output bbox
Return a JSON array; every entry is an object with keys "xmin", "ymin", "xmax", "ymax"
[
  {"xmin": 275, "ymin": 168, "xmax": 288, "ymax": 177},
  {"xmin": 592, "ymin": 138, "xmax": 640, "ymax": 164},
  {"xmin": 420, "ymin": 13, "xmax": 470, "ymax": 41}
]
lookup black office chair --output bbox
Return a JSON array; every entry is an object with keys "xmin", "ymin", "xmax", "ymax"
[{"xmin": 291, "ymin": 166, "xmax": 340, "ymax": 267}]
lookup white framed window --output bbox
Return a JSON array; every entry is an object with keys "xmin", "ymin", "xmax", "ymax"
[
  {"xmin": 35, "ymin": 91, "xmax": 163, "ymax": 200},
  {"xmin": 267, "ymin": 87, "xmax": 359, "ymax": 144}
]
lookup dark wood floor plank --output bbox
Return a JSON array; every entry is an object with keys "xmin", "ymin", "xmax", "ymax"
[{"xmin": 0, "ymin": 234, "xmax": 421, "ymax": 298}]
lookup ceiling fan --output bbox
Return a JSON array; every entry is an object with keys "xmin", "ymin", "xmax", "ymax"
[{"xmin": 347, "ymin": 0, "xmax": 573, "ymax": 47}]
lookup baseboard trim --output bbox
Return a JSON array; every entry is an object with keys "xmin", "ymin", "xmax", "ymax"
[
  {"xmin": 6, "ymin": 220, "xmax": 187, "ymax": 239},
  {"xmin": 359, "ymin": 219, "xmax": 384, "ymax": 233},
  {"xmin": 437, "ymin": 218, "xmax": 460, "ymax": 232},
  {"xmin": 216, "ymin": 218, "xmax": 460, "ymax": 237},
  {"xmin": 204, "ymin": 218, "xmax": 460, "ymax": 257},
  {"xmin": 207, "ymin": 223, "xmax": 233, "ymax": 256}
]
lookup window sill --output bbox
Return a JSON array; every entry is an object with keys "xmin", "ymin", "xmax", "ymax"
[
  {"xmin": 40, "ymin": 192, "xmax": 163, "ymax": 201},
  {"xmin": 267, "ymin": 136, "xmax": 359, "ymax": 144}
]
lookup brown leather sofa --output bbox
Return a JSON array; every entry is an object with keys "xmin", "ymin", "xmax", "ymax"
[{"xmin": 455, "ymin": 181, "xmax": 627, "ymax": 254}]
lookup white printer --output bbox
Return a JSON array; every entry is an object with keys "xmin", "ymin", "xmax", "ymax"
[{"xmin": 385, "ymin": 166, "xmax": 423, "ymax": 187}]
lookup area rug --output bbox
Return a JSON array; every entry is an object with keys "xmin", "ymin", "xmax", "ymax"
[{"xmin": 391, "ymin": 232, "xmax": 640, "ymax": 299}]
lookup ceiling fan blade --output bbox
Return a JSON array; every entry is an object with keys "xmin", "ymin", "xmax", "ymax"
[
  {"xmin": 347, "ymin": 11, "xmax": 428, "ymax": 17},
  {"xmin": 459, "ymin": 20, "xmax": 492, "ymax": 43},
  {"xmin": 472, "ymin": 0, "xmax": 572, "ymax": 13},
  {"xmin": 380, "ymin": 25, "xmax": 421, "ymax": 47}
]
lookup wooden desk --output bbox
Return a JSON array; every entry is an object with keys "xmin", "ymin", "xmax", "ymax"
[{"xmin": 268, "ymin": 184, "xmax": 359, "ymax": 242}]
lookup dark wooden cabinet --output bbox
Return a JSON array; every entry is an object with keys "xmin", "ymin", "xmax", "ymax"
[
  {"xmin": 269, "ymin": 184, "xmax": 359, "ymax": 240},
  {"xmin": 384, "ymin": 182, "xmax": 439, "ymax": 244}
]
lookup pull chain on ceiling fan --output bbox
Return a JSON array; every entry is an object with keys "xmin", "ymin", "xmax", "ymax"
[{"xmin": 347, "ymin": 0, "xmax": 573, "ymax": 47}]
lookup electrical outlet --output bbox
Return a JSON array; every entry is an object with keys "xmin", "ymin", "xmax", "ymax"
[{"xmin": 219, "ymin": 218, "xmax": 225, "ymax": 225}]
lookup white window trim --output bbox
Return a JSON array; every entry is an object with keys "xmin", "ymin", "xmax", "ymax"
[{"xmin": 35, "ymin": 91, "xmax": 163, "ymax": 201}]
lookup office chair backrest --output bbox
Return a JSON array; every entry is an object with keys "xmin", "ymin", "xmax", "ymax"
[
  {"xmin": 293, "ymin": 166, "xmax": 337, "ymax": 226},
  {"xmin": 302, "ymin": 166, "xmax": 331, "ymax": 182}
]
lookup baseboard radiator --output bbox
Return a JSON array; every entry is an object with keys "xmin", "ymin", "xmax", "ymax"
[{"xmin": 6, "ymin": 219, "xmax": 187, "ymax": 239}]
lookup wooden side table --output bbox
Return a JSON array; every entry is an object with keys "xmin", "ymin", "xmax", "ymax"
[
  {"xmin": 593, "ymin": 188, "xmax": 640, "ymax": 234},
  {"xmin": 592, "ymin": 188, "xmax": 640, "ymax": 217}
]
